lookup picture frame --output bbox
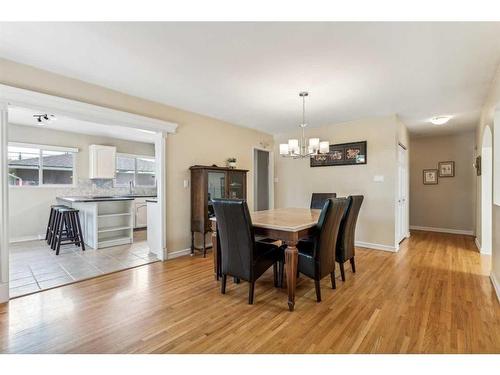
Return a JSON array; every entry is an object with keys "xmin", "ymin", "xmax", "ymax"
[
  {"xmin": 438, "ymin": 161, "xmax": 455, "ymax": 177},
  {"xmin": 310, "ymin": 141, "xmax": 367, "ymax": 167},
  {"xmin": 423, "ymin": 169, "xmax": 438, "ymax": 185}
]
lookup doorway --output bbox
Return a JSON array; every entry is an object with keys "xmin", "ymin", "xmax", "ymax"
[
  {"xmin": 253, "ymin": 148, "xmax": 273, "ymax": 211},
  {"xmin": 397, "ymin": 144, "xmax": 409, "ymax": 243},
  {"xmin": 481, "ymin": 126, "xmax": 493, "ymax": 254}
]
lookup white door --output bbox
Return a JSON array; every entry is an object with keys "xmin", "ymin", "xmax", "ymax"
[
  {"xmin": 397, "ymin": 145, "xmax": 408, "ymax": 242},
  {"xmin": 135, "ymin": 203, "xmax": 148, "ymax": 228}
]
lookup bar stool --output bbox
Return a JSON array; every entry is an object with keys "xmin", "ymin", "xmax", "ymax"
[
  {"xmin": 52, "ymin": 207, "xmax": 85, "ymax": 255},
  {"xmin": 45, "ymin": 205, "xmax": 68, "ymax": 245}
]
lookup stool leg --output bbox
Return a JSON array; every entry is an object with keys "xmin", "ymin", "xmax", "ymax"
[
  {"xmin": 51, "ymin": 210, "xmax": 61, "ymax": 250},
  {"xmin": 45, "ymin": 208, "xmax": 54, "ymax": 241},
  {"xmin": 75, "ymin": 212, "xmax": 85, "ymax": 251},
  {"xmin": 71, "ymin": 212, "xmax": 80, "ymax": 247}
]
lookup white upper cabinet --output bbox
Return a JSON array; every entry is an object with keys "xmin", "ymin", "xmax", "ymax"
[{"xmin": 89, "ymin": 145, "xmax": 117, "ymax": 179}]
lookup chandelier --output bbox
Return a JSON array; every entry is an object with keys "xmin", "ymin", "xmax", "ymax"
[{"xmin": 279, "ymin": 92, "xmax": 330, "ymax": 159}]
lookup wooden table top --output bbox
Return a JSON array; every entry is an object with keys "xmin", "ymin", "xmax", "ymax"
[{"xmin": 210, "ymin": 207, "xmax": 321, "ymax": 232}]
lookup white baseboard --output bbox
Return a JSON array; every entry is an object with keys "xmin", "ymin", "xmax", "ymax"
[
  {"xmin": 0, "ymin": 282, "xmax": 8, "ymax": 303},
  {"xmin": 490, "ymin": 273, "xmax": 500, "ymax": 304},
  {"xmin": 355, "ymin": 241, "xmax": 398, "ymax": 252},
  {"xmin": 167, "ymin": 248, "xmax": 192, "ymax": 260},
  {"xmin": 410, "ymin": 226, "xmax": 474, "ymax": 236},
  {"xmin": 9, "ymin": 234, "xmax": 44, "ymax": 243},
  {"xmin": 475, "ymin": 237, "xmax": 482, "ymax": 252}
]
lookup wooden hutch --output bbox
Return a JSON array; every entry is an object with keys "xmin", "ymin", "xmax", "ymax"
[{"xmin": 189, "ymin": 165, "xmax": 248, "ymax": 256}]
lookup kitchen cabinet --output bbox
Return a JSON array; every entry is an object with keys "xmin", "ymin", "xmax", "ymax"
[
  {"xmin": 134, "ymin": 198, "xmax": 148, "ymax": 228},
  {"xmin": 89, "ymin": 145, "xmax": 116, "ymax": 179}
]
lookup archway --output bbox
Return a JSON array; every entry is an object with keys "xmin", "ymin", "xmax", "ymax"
[{"xmin": 481, "ymin": 125, "xmax": 493, "ymax": 254}]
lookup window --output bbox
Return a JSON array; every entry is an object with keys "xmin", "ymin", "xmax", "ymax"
[
  {"xmin": 115, "ymin": 154, "xmax": 156, "ymax": 187},
  {"xmin": 8, "ymin": 143, "xmax": 77, "ymax": 187}
]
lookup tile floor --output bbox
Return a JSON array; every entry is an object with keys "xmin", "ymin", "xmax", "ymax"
[{"xmin": 9, "ymin": 230, "xmax": 159, "ymax": 298}]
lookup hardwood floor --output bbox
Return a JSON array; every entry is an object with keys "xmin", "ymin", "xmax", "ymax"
[{"xmin": 1, "ymin": 230, "xmax": 499, "ymax": 353}]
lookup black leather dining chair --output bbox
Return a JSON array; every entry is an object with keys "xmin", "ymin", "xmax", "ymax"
[
  {"xmin": 310, "ymin": 193, "xmax": 337, "ymax": 209},
  {"xmin": 212, "ymin": 198, "xmax": 284, "ymax": 304},
  {"xmin": 297, "ymin": 197, "xmax": 348, "ymax": 302},
  {"xmin": 336, "ymin": 195, "xmax": 364, "ymax": 281}
]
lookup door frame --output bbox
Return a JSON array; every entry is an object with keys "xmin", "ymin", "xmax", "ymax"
[
  {"xmin": 252, "ymin": 146, "xmax": 274, "ymax": 211},
  {"xmin": 396, "ymin": 143, "xmax": 409, "ymax": 246},
  {"xmin": 0, "ymin": 84, "xmax": 177, "ymax": 303}
]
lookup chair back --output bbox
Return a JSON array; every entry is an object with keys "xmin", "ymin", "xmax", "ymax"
[
  {"xmin": 336, "ymin": 195, "xmax": 364, "ymax": 262},
  {"xmin": 314, "ymin": 198, "xmax": 348, "ymax": 275},
  {"xmin": 310, "ymin": 193, "xmax": 337, "ymax": 209},
  {"xmin": 212, "ymin": 198, "xmax": 255, "ymax": 280}
]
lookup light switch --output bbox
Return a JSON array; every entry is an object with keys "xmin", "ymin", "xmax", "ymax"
[
  {"xmin": 183, "ymin": 180, "xmax": 189, "ymax": 188},
  {"xmin": 373, "ymin": 175, "xmax": 384, "ymax": 182}
]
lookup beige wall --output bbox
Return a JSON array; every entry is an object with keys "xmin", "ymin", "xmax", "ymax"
[
  {"xmin": 274, "ymin": 115, "xmax": 406, "ymax": 250},
  {"xmin": 0, "ymin": 58, "xmax": 274, "ymax": 253},
  {"xmin": 475, "ymin": 63, "xmax": 500, "ymax": 289},
  {"xmin": 7, "ymin": 123, "xmax": 155, "ymax": 240},
  {"xmin": 409, "ymin": 131, "xmax": 476, "ymax": 232}
]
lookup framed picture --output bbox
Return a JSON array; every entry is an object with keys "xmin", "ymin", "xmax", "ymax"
[
  {"xmin": 438, "ymin": 161, "xmax": 455, "ymax": 177},
  {"xmin": 423, "ymin": 169, "xmax": 438, "ymax": 185},
  {"xmin": 310, "ymin": 141, "xmax": 367, "ymax": 167},
  {"xmin": 475, "ymin": 156, "xmax": 482, "ymax": 176}
]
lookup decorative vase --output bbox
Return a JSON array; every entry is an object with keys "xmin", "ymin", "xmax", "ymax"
[{"xmin": 229, "ymin": 161, "xmax": 236, "ymax": 169}]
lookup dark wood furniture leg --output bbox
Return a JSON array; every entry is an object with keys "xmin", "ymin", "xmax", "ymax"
[
  {"xmin": 248, "ymin": 281, "xmax": 255, "ymax": 304},
  {"xmin": 212, "ymin": 229, "xmax": 219, "ymax": 280},
  {"xmin": 203, "ymin": 232, "xmax": 206, "ymax": 258},
  {"xmin": 350, "ymin": 257, "xmax": 356, "ymax": 273},
  {"xmin": 330, "ymin": 270, "xmax": 336, "ymax": 289},
  {"xmin": 221, "ymin": 274, "xmax": 227, "ymax": 294},
  {"xmin": 314, "ymin": 279, "xmax": 321, "ymax": 302},
  {"xmin": 191, "ymin": 231, "xmax": 195, "ymax": 255},
  {"xmin": 340, "ymin": 262, "xmax": 346, "ymax": 281},
  {"xmin": 285, "ymin": 239, "xmax": 298, "ymax": 311}
]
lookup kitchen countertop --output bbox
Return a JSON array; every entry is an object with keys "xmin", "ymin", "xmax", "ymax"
[
  {"xmin": 57, "ymin": 194, "xmax": 157, "ymax": 203},
  {"xmin": 146, "ymin": 199, "xmax": 158, "ymax": 203}
]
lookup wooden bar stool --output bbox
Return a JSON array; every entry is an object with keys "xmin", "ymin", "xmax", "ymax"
[
  {"xmin": 52, "ymin": 207, "xmax": 85, "ymax": 255},
  {"xmin": 45, "ymin": 205, "xmax": 68, "ymax": 245}
]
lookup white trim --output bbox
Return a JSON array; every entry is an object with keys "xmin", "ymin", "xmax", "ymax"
[
  {"xmin": 0, "ymin": 282, "xmax": 8, "ymax": 303},
  {"xmin": 252, "ymin": 146, "xmax": 275, "ymax": 211},
  {"xmin": 355, "ymin": 241, "xmax": 398, "ymax": 252},
  {"xmin": 9, "ymin": 141, "xmax": 79, "ymax": 153},
  {"xmin": 167, "ymin": 248, "xmax": 192, "ymax": 260},
  {"xmin": 410, "ymin": 225, "xmax": 474, "ymax": 236},
  {"xmin": 490, "ymin": 273, "xmax": 500, "ymax": 304},
  {"xmin": 0, "ymin": 84, "xmax": 178, "ymax": 134},
  {"xmin": 0, "ymin": 102, "xmax": 9, "ymax": 303},
  {"xmin": 9, "ymin": 234, "xmax": 45, "ymax": 243},
  {"xmin": 475, "ymin": 237, "xmax": 482, "ymax": 252},
  {"xmin": 154, "ymin": 133, "xmax": 167, "ymax": 261}
]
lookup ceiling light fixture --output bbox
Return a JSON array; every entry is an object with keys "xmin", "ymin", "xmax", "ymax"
[
  {"xmin": 33, "ymin": 114, "xmax": 56, "ymax": 125},
  {"xmin": 279, "ymin": 92, "xmax": 330, "ymax": 159},
  {"xmin": 430, "ymin": 116, "xmax": 452, "ymax": 125}
]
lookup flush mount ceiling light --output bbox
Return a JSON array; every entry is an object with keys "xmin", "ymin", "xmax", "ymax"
[
  {"xmin": 33, "ymin": 114, "xmax": 56, "ymax": 125},
  {"xmin": 430, "ymin": 116, "xmax": 452, "ymax": 125},
  {"xmin": 279, "ymin": 92, "xmax": 330, "ymax": 159}
]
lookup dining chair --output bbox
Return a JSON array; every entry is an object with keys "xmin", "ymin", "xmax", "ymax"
[
  {"xmin": 310, "ymin": 193, "xmax": 337, "ymax": 209},
  {"xmin": 297, "ymin": 197, "xmax": 348, "ymax": 302},
  {"xmin": 212, "ymin": 198, "xmax": 284, "ymax": 304},
  {"xmin": 336, "ymin": 195, "xmax": 364, "ymax": 281}
]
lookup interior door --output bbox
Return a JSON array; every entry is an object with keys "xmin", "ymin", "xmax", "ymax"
[{"xmin": 397, "ymin": 145, "xmax": 408, "ymax": 242}]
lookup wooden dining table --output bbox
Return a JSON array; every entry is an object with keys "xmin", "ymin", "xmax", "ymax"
[{"xmin": 210, "ymin": 207, "xmax": 321, "ymax": 311}]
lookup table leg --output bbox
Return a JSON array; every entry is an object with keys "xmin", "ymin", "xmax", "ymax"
[{"xmin": 285, "ymin": 241, "xmax": 298, "ymax": 311}]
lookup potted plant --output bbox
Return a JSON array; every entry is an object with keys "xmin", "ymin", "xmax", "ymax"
[{"xmin": 226, "ymin": 158, "xmax": 237, "ymax": 169}]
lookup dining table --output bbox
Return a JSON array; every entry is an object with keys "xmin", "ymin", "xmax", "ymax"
[{"xmin": 210, "ymin": 207, "xmax": 321, "ymax": 311}]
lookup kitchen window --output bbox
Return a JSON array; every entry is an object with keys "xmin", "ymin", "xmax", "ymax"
[
  {"xmin": 8, "ymin": 143, "xmax": 77, "ymax": 187},
  {"xmin": 115, "ymin": 154, "xmax": 156, "ymax": 187}
]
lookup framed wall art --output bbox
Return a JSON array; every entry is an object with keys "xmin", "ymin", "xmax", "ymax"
[
  {"xmin": 438, "ymin": 161, "xmax": 455, "ymax": 177},
  {"xmin": 423, "ymin": 169, "xmax": 438, "ymax": 185},
  {"xmin": 310, "ymin": 141, "xmax": 367, "ymax": 167}
]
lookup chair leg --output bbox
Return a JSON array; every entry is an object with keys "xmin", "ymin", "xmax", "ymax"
[
  {"xmin": 248, "ymin": 281, "xmax": 255, "ymax": 304},
  {"xmin": 350, "ymin": 257, "xmax": 356, "ymax": 273},
  {"xmin": 331, "ymin": 270, "xmax": 336, "ymax": 289},
  {"xmin": 191, "ymin": 232, "xmax": 195, "ymax": 255},
  {"xmin": 234, "ymin": 277, "xmax": 240, "ymax": 284},
  {"xmin": 314, "ymin": 279, "xmax": 321, "ymax": 302},
  {"xmin": 273, "ymin": 262, "xmax": 278, "ymax": 287},
  {"xmin": 221, "ymin": 274, "xmax": 227, "ymax": 294},
  {"xmin": 340, "ymin": 262, "xmax": 346, "ymax": 281},
  {"xmin": 203, "ymin": 233, "xmax": 206, "ymax": 258},
  {"xmin": 279, "ymin": 260, "xmax": 284, "ymax": 288}
]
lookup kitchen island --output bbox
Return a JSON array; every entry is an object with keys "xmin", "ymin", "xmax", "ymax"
[{"xmin": 57, "ymin": 196, "xmax": 136, "ymax": 249}]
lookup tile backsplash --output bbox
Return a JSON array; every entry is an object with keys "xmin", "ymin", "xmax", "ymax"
[{"xmin": 56, "ymin": 178, "xmax": 157, "ymax": 197}]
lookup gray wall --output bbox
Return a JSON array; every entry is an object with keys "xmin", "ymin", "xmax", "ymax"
[
  {"xmin": 255, "ymin": 149, "xmax": 269, "ymax": 211},
  {"xmin": 409, "ymin": 131, "xmax": 476, "ymax": 232}
]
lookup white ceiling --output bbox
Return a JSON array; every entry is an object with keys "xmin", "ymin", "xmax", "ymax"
[
  {"xmin": 8, "ymin": 106, "xmax": 156, "ymax": 143},
  {"xmin": 1, "ymin": 22, "xmax": 500, "ymax": 136}
]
